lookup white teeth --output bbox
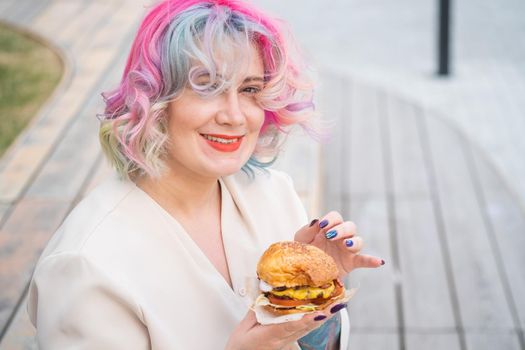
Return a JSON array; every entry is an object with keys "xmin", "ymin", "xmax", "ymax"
[{"xmin": 202, "ymin": 134, "xmax": 239, "ymax": 144}]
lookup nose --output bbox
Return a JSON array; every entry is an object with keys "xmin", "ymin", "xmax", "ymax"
[{"xmin": 216, "ymin": 90, "xmax": 245, "ymax": 126}]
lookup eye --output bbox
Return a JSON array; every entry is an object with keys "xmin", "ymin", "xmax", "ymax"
[
  {"xmin": 241, "ymin": 86, "xmax": 261, "ymax": 94},
  {"xmin": 194, "ymin": 75, "xmax": 221, "ymax": 91}
]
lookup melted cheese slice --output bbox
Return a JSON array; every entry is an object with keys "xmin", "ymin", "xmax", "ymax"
[{"xmin": 271, "ymin": 282, "xmax": 335, "ymax": 300}]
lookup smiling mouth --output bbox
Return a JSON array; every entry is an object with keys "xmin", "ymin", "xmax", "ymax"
[
  {"xmin": 201, "ymin": 134, "xmax": 241, "ymax": 144},
  {"xmin": 200, "ymin": 133, "xmax": 245, "ymax": 152}
]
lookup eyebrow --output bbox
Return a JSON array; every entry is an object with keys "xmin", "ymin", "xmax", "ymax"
[
  {"xmin": 243, "ymin": 76, "xmax": 265, "ymax": 83},
  {"xmin": 197, "ymin": 73, "xmax": 265, "ymax": 83}
]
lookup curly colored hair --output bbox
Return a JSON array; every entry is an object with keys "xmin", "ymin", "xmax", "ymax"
[{"xmin": 99, "ymin": 0, "xmax": 315, "ymax": 179}]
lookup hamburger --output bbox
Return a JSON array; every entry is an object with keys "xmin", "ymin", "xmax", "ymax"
[{"xmin": 255, "ymin": 241, "xmax": 345, "ymax": 315}]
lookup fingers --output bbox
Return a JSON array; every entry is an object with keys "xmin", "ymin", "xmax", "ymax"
[
  {"xmin": 280, "ymin": 310, "xmax": 339, "ymax": 341},
  {"xmin": 321, "ymin": 218, "xmax": 364, "ymax": 253},
  {"xmin": 318, "ymin": 211, "xmax": 386, "ymax": 267},
  {"xmin": 267, "ymin": 303, "xmax": 347, "ymax": 339},
  {"xmin": 323, "ymin": 221, "xmax": 356, "ymax": 241},
  {"xmin": 254, "ymin": 313, "xmax": 323, "ymax": 346},
  {"xmin": 318, "ymin": 211, "xmax": 343, "ymax": 231},
  {"xmin": 231, "ymin": 306, "xmax": 351, "ymax": 350},
  {"xmin": 288, "ymin": 302, "xmax": 349, "ymax": 340},
  {"xmin": 297, "ymin": 212, "xmax": 356, "ymax": 244},
  {"xmin": 298, "ymin": 211, "xmax": 386, "ymax": 273},
  {"xmin": 342, "ymin": 236, "xmax": 363, "ymax": 252}
]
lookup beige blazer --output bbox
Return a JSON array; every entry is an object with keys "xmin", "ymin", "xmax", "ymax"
[{"xmin": 27, "ymin": 169, "xmax": 349, "ymax": 349}]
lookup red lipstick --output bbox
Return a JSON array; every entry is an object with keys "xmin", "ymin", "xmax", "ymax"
[{"xmin": 201, "ymin": 134, "xmax": 244, "ymax": 152}]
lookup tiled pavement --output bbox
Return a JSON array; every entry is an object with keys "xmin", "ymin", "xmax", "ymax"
[
  {"xmin": 0, "ymin": 1, "xmax": 147, "ymax": 348},
  {"xmin": 1, "ymin": 1, "xmax": 524, "ymax": 349}
]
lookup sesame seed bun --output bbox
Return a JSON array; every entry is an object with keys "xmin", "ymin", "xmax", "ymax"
[{"xmin": 256, "ymin": 241, "xmax": 339, "ymax": 288}]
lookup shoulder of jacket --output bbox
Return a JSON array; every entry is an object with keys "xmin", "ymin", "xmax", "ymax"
[
  {"xmin": 28, "ymin": 251, "xmax": 145, "ymax": 325},
  {"xmin": 37, "ymin": 179, "xmax": 137, "ymax": 259}
]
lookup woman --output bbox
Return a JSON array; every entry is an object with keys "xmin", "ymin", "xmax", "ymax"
[{"xmin": 27, "ymin": 0, "xmax": 384, "ymax": 349}]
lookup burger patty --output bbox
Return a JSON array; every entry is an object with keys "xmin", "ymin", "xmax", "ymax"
[
  {"xmin": 273, "ymin": 282, "xmax": 333, "ymax": 292},
  {"xmin": 266, "ymin": 280, "xmax": 343, "ymax": 303}
]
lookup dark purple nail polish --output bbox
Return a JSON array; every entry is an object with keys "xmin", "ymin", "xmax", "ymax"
[
  {"xmin": 309, "ymin": 219, "xmax": 319, "ymax": 227},
  {"xmin": 345, "ymin": 239, "xmax": 354, "ymax": 247},
  {"xmin": 381, "ymin": 259, "xmax": 385, "ymax": 265},
  {"xmin": 314, "ymin": 315, "xmax": 327, "ymax": 321},
  {"xmin": 330, "ymin": 303, "xmax": 347, "ymax": 314},
  {"xmin": 319, "ymin": 219, "xmax": 329, "ymax": 229}
]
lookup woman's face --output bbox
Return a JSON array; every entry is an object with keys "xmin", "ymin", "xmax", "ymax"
[{"xmin": 164, "ymin": 46, "xmax": 265, "ymax": 180}]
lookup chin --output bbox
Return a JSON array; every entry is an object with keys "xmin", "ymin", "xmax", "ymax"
[
  {"xmin": 193, "ymin": 156, "xmax": 244, "ymax": 178},
  {"xmin": 202, "ymin": 150, "xmax": 254, "ymax": 176},
  {"xmin": 208, "ymin": 161, "xmax": 246, "ymax": 177}
]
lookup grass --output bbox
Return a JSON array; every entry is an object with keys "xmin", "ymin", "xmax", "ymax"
[{"xmin": 0, "ymin": 22, "xmax": 63, "ymax": 157}]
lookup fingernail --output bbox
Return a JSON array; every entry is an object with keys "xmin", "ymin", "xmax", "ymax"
[
  {"xmin": 314, "ymin": 315, "xmax": 327, "ymax": 321},
  {"xmin": 309, "ymin": 219, "xmax": 319, "ymax": 227},
  {"xmin": 325, "ymin": 230, "xmax": 337, "ymax": 239},
  {"xmin": 319, "ymin": 219, "xmax": 329, "ymax": 229},
  {"xmin": 381, "ymin": 259, "xmax": 385, "ymax": 265},
  {"xmin": 330, "ymin": 304, "xmax": 347, "ymax": 314},
  {"xmin": 345, "ymin": 239, "xmax": 354, "ymax": 247}
]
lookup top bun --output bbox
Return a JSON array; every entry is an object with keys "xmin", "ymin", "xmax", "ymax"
[{"xmin": 256, "ymin": 241, "xmax": 339, "ymax": 288}]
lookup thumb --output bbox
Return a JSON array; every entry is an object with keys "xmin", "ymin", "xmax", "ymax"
[{"xmin": 295, "ymin": 219, "xmax": 320, "ymax": 244}]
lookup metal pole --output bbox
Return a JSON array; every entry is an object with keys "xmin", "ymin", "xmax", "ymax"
[{"xmin": 437, "ymin": 0, "xmax": 451, "ymax": 76}]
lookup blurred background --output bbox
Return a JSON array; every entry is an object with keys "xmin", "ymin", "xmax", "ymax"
[{"xmin": 0, "ymin": 0, "xmax": 524, "ymax": 349}]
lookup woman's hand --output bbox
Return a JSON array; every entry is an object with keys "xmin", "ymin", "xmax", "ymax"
[
  {"xmin": 225, "ymin": 306, "xmax": 344, "ymax": 350},
  {"xmin": 294, "ymin": 211, "xmax": 384, "ymax": 279}
]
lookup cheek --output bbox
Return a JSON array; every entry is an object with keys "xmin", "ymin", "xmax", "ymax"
[
  {"xmin": 166, "ymin": 123, "xmax": 186, "ymax": 145},
  {"xmin": 240, "ymin": 98, "xmax": 266, "ymax": 132},
  {"xmin": 166, "ymin": 109, "xmax": 201, "ymax": 142},
  {"xmin": 249, "ymin": 107, "xmax": 266, "ymax": 132}
]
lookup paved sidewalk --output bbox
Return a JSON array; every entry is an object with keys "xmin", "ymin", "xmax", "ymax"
[{"xmin": 0, "ymin": 1, "xmax": 146, "ymax": 348}]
